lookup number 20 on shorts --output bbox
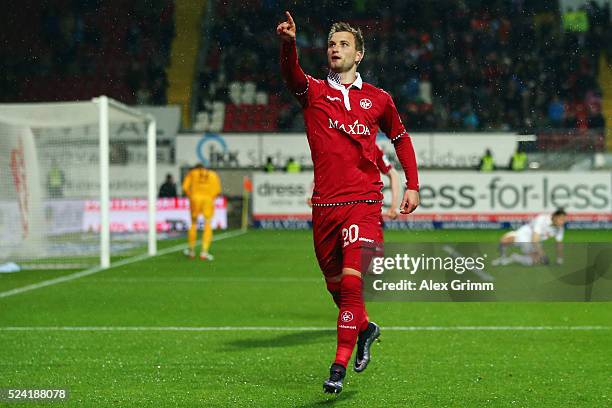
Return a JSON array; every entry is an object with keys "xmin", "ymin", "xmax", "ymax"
[{"xmin": 342, "ymin": 224, "xmax": 359, "ymax": 247}]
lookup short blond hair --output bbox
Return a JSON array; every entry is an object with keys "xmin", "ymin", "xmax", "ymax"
[{"xmin": 328, "ymin": 22, "xmax": 364, "ymax": 54}]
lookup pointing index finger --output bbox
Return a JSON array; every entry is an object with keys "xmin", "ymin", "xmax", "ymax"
[{"xmin": 285, "ymin": 11, "xmax": 295, "ymax": 26}]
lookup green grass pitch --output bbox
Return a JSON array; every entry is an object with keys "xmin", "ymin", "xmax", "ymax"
[{"xmin": 1, "ymin": 229, "xmax": 611, "ymax": 407}]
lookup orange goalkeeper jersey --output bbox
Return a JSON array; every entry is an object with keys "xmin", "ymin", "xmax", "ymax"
[{"xmin": 182, "ymin": 167, "xmax": 221, "ymax": 198}]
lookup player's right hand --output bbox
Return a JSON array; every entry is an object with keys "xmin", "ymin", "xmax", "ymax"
[{"xmin": 276, "ymin": 11, "xmax": 296, "ymax": 41}]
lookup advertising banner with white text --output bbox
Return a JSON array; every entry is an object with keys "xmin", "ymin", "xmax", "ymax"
[{"xmin": 252, "ymin": 172, "xmax": 612, "ymax": 229}]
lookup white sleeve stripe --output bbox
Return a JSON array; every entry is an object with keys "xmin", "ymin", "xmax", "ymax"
[
  {"xmin": 390, "ymin": 132, "xmax": 406, "ymax": 142},
  {"xmin": 294, "ymin": 77, "xmax": 309, "ymax": 96}
]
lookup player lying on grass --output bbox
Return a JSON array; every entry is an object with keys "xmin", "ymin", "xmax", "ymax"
[
  {"xmin": 277, "ymin": 11, "xmax": 420, "ymax": 394},
  {"xmin": 182, "ymin": 163, "xmax": 222, "ymax": 260},
  {"xmin": 492, "ymin": 208, "xmax": 567, "ymax": 266},
  {"xmin": 307, "ymin": 144, "xmax": 402, "ymax": 219}
]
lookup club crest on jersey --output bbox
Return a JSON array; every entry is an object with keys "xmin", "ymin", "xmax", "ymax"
[
  {"xmin": 360, "ymin": 98, "xmax": 372, "ymax": 110},
  {"xmin": 340, "ymin": 311, "xmax": 354, "ymax": 322},
  {"xmin": 328, "ymin": 118, "xmax": 371, "ymax": 135}
]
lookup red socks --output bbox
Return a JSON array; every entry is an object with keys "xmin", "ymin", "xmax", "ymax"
[
  {"xmin": 327, "ymin": 279, "xmax": 369, "ymax": 327},
  {"xmin": 333, "ymin": 274, "xmax": 369, "ymax": 368},
  {"xmin": 326, "ymin": 280, "xmax": 341, "ymax": 308}
]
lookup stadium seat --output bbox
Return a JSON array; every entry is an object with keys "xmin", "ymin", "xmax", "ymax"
[
  {"xmin": 228, "ymin": 82, "xmax": 242, "ymax": 105},
  {"xmin": 242, "ymin": 81, "xmax": 256, "ymax": 104},
  {"xmin": 255, "ymin": 91, "xmax": 269, "ymax": 105},
  {"xmin": 241, "ymin": 90, "xmax": 255, "ymax": 104},
  {"xmin": 212, "ymin": 101, "xmax": 225, "ymax": 114},
  {"xmin": 193, "ymin": 113, "xmax": 210, "ymax": 131}
]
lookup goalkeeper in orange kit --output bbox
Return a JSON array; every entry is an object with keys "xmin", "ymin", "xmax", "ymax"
[{"xmin": 182, "ymin": 163, "xmax": 222, "ymax": 260}]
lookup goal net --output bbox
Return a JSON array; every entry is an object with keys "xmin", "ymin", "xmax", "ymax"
[{"xmin": 0, "ymin": 97, "xmax": 157, "ymax": 270}]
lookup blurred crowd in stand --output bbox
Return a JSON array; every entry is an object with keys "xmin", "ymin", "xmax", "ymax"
[
  {"xmin": 0, "ymin": 0, "xmax": 174, "ymax": 104},
  {"xmin": 200, "ymin": 0, "xmax": 609, "ymax": 131}
]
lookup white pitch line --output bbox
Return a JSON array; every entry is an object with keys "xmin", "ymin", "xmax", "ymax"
[
  {"xmin": 81, "ymin": 277, "xmax": 322, "ymax": 283},
  {"xmin": 19, "ymin": 263, "xmax": 91, "ymax": 271},
  {"xmin": 0, "ymin": 230, "xmax": 247, "ymax": 299},
  {"xmin": 0, "ymin": 325, "xmax": 609, "ymax": 332}
]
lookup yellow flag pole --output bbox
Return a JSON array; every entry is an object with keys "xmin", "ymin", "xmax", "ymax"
[{"xmin": 241, "ymin": 176, "xmax": 251, "ymax": 231}]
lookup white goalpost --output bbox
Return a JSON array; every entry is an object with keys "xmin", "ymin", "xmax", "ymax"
[
  {"xmin": 0, "ymin": 96, "xmax": 157, "ymax": 269},
  {"xmin": 95, "ymin": 96, "xmax": 157, "ymax": 267}
]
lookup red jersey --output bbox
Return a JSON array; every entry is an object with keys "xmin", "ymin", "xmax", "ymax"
[
  {"xmin": 281, "ymin": 40, "xmax": 418, "ymax": 205},
  {"xmin": 375, "ymin": 145, "xmax": 392, "ymax": 175}
]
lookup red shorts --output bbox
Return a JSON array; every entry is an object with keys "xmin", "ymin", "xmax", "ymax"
[{"xmin": 312, "ymin": 202, "xmax": 383, "ymax": 278}]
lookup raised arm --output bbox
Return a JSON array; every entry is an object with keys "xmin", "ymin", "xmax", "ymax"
[{"xmin": 277, "ymin": 11, "xmax": 308, "ymax": 105}]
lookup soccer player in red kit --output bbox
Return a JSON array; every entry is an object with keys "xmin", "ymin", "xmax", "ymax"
[
  {"xmin": 308, "ymin": 144, "xmax": 402, "ymax": 218},
  {"xmin": 277, "ymin": 12, "xmax": 420, "ymax": 393}
]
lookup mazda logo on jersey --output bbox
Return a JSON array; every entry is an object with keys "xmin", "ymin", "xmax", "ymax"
[
  {"xmin": 328, "ymin": 118, "xmax": 371, "ymax": 135},
  {"xmin": 360, "ymin": 98, "xmax": 372, "ymax": 110}
]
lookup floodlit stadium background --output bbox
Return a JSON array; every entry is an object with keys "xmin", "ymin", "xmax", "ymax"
[{"xmin": 1, "ymin": 1, "xmax": 611, "ymax": 406}]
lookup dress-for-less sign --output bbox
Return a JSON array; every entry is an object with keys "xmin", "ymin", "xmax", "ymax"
[{"xmin": 252, "ymin": 172, "xmax": 612, "ymax": 229}]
